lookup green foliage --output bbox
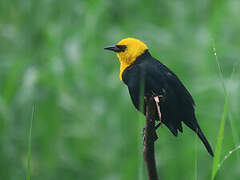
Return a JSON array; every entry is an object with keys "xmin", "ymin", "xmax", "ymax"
[
  {"xmin": 211, "ymin": 95, "xmax": 229, "ymax": 180},
  {"xmin": 0, "ymin": 0, "xmax": 240, "ymax": 179},
  {"xmin": 26, "ymin": 105, "xmax": 35, "ymax": 180}
]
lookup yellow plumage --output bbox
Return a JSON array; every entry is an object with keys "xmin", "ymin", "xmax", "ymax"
[{"xmin": 116, "ymin": 38, "xmax": 148, "ymax": 80}]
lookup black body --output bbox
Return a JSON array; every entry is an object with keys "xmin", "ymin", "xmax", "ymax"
[{"xmin": 122, "ymin": 50, "xmax": 214, "ymax": 156}]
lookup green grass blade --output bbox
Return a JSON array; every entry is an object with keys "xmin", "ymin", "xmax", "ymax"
[
  {"xmin": 194, "ymin": 134, "xmax": 198, "ymax": 180},
  {"xmin": 26, "ymin": 105, "xmax": 35, "ymax": 180},
  {"xmin": 211, "ymin": 95, "xmax": 229, "ymax": 180},
  {"xmin": 228, "ymin": 109, "xmax": 240, "ymax": 159},
  {"xmin": 227, "ymin": 65, "xmax": 240, "ymax": 159},
  {"xmin": 218, "ymin": 144, "xmax": 240, "ymax": 170},
  {"xmin": 210, "ymin": 44, "xmax": 229, "ymax": 180}
]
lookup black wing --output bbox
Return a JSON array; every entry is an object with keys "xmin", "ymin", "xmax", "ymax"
[
  {"xmin": 123, "ymin": 57, "xmax": 214, "ymax": 156},
  {"xmin": 160, "ymin": 62, "xmax": 214, "ymax": 156},
  {"xmin": 122, "ymin": 59, "xmax": 183, "ymax": 135}
]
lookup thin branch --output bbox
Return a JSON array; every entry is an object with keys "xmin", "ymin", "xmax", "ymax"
[{"xmin": 143, "ymin": 98, "xmax": 160, "ymax": 180}]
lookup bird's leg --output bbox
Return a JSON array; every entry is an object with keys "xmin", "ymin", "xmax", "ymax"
[
  {"xmin": 153, "ymin": 95, "xmax": 162, "ymax": 127},
  {"xmin": 152, "ymin": 89, "xmax": 166, "ymax": 129}
]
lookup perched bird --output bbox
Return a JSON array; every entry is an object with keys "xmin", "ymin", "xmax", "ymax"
[{"xmin": 104, "ymin": 38, "xmax": 214, "ymax": 156}]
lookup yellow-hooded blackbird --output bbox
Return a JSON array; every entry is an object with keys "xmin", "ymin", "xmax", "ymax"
[{"xmin": 104, "ymin": 37, "xmax": 214, "ymax": 156}]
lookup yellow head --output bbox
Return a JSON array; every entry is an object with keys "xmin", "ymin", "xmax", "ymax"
[{"xmin": 104, "ymin": 38, "xmax": 148, "ymax": 80}]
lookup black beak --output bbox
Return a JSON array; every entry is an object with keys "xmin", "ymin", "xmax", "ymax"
[
  {"xmin": 104, "ymin": 45, "xmax": 119, "ymax": 52},
  {"xmin": 104, "ymin": 45, "xmax": 126, "ymax": 52}
]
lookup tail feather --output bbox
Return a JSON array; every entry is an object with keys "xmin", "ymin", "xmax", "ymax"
[
  {"xmin": 196, "ymin": 128, "xmax": 214, "ymax": 157},
  {"xmin": 183, "ymin": 118, "xmax": 214, "ymax": 156}
]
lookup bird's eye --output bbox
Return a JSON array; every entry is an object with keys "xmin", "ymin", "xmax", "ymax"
[{"xmin": 116, "ymin": 45, "xmax": 127, "ymax": 52}]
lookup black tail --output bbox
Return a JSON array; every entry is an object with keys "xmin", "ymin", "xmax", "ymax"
[
  {"xmin": 184, "ymin": 119, "xmax": 214, "ymax": 157},
  {"xmin": 196, "ymin": 127, "xmax": 214, "ymax": 156}
]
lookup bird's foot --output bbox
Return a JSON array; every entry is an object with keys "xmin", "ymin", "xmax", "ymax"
[
  {"xmin": 160, "ymin": 88, "xmax": 167, "ymax": 102},
  {"xmin": 152, "ymin": 89, "xmax": 166, "ymax": 102},
  {"xmin": 153, "ymin": 96, "xmax": 162, "ymax": 124}
]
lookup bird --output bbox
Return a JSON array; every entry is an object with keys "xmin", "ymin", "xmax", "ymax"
[{"xmin": 104, "ymin": 37, "xmax": 214, "ymax": 156}]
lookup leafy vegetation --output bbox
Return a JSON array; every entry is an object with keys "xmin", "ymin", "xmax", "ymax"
[{"xmin": 0, "ymin": 0, "xmax": 239, "ymax": 179}]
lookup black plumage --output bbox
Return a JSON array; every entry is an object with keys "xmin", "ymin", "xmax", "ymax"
[{"xmin": 122, "ymin": 50, "xmax": 214, "ymax": 156}]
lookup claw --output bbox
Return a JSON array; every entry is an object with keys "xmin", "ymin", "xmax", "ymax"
[{"xmin": 153, "ymin": 96, "xmax": 162, "ymax": 123}]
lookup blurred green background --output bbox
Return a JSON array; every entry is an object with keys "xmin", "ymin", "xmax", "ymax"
[{"xmin": 0, "ymin": 0, "xmax": 240, "ymax": 179}]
